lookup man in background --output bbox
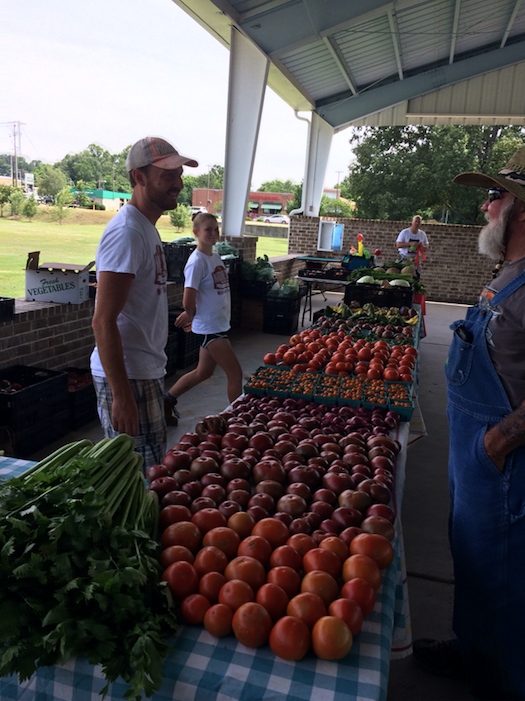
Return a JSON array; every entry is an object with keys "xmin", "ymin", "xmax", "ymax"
[
  {"xmin": 90, "ymin": 136, "xmax": 198, "ymax": 469},
  {"xmin": 396, "ymin": 215, "xmax": 429, "ymax": 264}
]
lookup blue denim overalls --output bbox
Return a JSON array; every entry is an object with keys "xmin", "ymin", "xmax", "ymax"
[{"xmin": 446, "ymin": 272, "xmax": 525, "ymax": 699}]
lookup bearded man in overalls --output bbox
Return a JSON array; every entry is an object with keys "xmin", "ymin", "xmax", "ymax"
[{"xmin": 413, "ymin": 147, "xmax": 525, "ymax": 700}]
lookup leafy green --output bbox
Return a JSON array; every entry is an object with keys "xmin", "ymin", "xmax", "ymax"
[{"xmin": 0, "ymin": 436, "xmax": 178, "ymax": 700}]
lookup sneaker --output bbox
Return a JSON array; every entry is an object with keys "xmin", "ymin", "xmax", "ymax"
[
  {"xmin": 412, "ymin": 638, "xmax": 466, "ymax": 678},
  {"xmin": 164, "ymin": 393, "xmax": 180, "ymax": 427}
]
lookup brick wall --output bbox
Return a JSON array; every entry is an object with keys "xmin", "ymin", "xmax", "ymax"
[{"xmin": 289, "ymin": 215, "xmax": 493, "ymax": 305}]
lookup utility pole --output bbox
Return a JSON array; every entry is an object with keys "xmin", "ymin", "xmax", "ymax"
[
  {"xmin": 336, "ymin": 170, "xmax": 344, "ymax": 199},
  {"xmin": 1, "ymin": 122, "xmax": 26, "ymax": 188},
  {"xmin": 206, "ymin": 166, "xmax": 212, "ymax": 212}
]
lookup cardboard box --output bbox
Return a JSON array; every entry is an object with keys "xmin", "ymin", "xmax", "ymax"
[{"xmin": 25, "ymin": 252, "xmax": 95, "ymax": 304}]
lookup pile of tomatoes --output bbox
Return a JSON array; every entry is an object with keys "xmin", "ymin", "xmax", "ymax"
[
  {"xmin": 160, "ymin": 515, "xmax": 393, "ymax": 661},
  {"xmin": 262, "ymin": 328, "xmax": 418, "ymax": 383}
]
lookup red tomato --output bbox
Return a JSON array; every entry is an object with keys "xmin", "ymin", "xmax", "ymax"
[
  {"xmin": 191, "ymin": 508, "xmax": 228, "ymax": 535},
  {"xmin": 161, "ymin": 521, "xmax": 202, "ymax": 553},
  {"xmin": 180, "ymin": 593, "xmax": 211, "ymax": 624},
  {"xmin": 227, "ymin": 512, "xmax": 256, "ymax": 541},
  {"xmin": 193, "ymin": 545, "xmax": 228, "ymax": 577},
  {"xmin": 318, "ymin": 536, "xmax": 349, "ymax": 563},
  {"xmin": 286, "ymin": 591, "xmax": 327, "ymax": 630},
  {"xmin": 286, "ymin": 533, "xmax": 316, "ymax": 557},
  {"xmin": 311, "ymin": 616, "xmax": 353, "ymax": 659},
  {"xmin": 342, "ymin": 553, "xmax": 382, "ymax": 591},
  {"xmin": 383, "ymin": 368, "xmax": 400, "ymax": 381},
  {"xmin": 302, "ymin": 548, "xmax": 341, "ymax": 579},
  {"xmin": 232, "ymin": 602, "xmax": 273, "ymax": 648},
  {"xmin": 199, "ymin": 571, "xmax": 226, "ymax": 604},
  {"xmin": 159, "ymin": 504, "xmax": 193, "ymax": 530},
  {"xmin": 218, "ymin": 578, "xmax": 254, "ymax": 612},
  {"xmin": 266, "ymin": 566, "xmax": 302, "ymax": 599},
  {"xmin": 263, "ymin": 353, "xmax": 277, "ymax": 365},
  {"xmin": 340, "ymin": 577, "xmax": 376, "ymax": 615},
  {"xmin": 350, "ymin": 533, "xmax": 394, "ymax": 569},
  {"xmin": 269, "ymin": 545, "xmax": 302, "ymax": 571},
  {"xmin": 256, "ymin": 582, "xmax": 289, "ymax": 623},
  {"xmin": 237, "ymin": 535, "xmax": 272, "ymax": 566},
  {"xmin": 204, "ymin": 603, "xmax": 233, "ymax": 637},
  {"xmin": 328, "ymin": 598, "xmax": 364, "ymax": 637},
  {"xmin": 162, "ymin": 561, "xmax": 199, "ymax": 600},
  {"xmin": 251, "ymin": 517, "xmax": 289, "ymax": 548},
  {"xmin": 159, "ymin": 545, "xmax": 194, "ymax": 568},
  {"xmin": 224, "ymin": 556, "xmax": 266, "ymax": 592},
  {"xmin": 300, "ymin": 570, "xmax": 339, "ymax": 607},
  {"xmin": 203, "ymin": 526, "xmax": 241, "ymax": 560},
  {"xmin": 269, "ymin": 616, "xmax": 311, "ymax": 661}
]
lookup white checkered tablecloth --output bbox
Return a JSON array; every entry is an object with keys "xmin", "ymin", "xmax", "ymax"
[{"xmin": 0, "ymin": 435, "xmax": 411, "ymax": 701}]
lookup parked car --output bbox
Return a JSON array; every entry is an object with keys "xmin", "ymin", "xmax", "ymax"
[
  {"xmin": 190, "ymin": 206, "xmax": 208, "ymax": 216},
  {"xmin": 263, "ymin": 214, "xmax": 290, "ymax": 224}
]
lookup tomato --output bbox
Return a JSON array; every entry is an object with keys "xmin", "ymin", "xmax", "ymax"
[
  {"xmin": 286, "ymin": 532, "xmax": 316, "ymax": 557},
  {"xmin": 350, "ymin": 533, "xmax": 394, "ymax": 569},
  {"xmin": 383, "ymin": 368, "xmax": 400, "ymax": 381},
  {"xmin": 300, "ymin": 570, "xmax": 339, "ymax": 607},
  {"xmin": 237, "ymin": 535, "xmax": 272, "ymax": 566},
  {"xmin": 269, "ymin": 616, "xmax": 311, "ymax": 661},
  {"xmin": 256, "ymin": 582, "xmax": 289, "ymax": 623},
  {"xmin": 286, "ymin": 591, "xmax": 326, "ymax": 630},
  {"xmin": 191, "ymin": 507, "xmax": 228, "ymax": 535},
  {"xmin": 218, "ymin": 578, "xmax": 255, "ymax": 611},
  {"xmin": 228, "ymin": 512, "xmax": 256, "ymax": 540},
  {"xmin": 328, "ymin": 597, "xmax": 364, "ymax": 637},
  {"xmin": 251, "ymin": 517, "xmax": 289, "ymax": 548},
  {"xmin": 302, "ymin": 548, "xmax": 341, "ymax": 579},
  {"xmin": 180, "ymin": 593, "xmax": 211, "ymax": 625},
  {"xmin": 342, "ymin": 553, "xmax": 382, "ymax": 591},
  {"xmin": 159, "ymin": 545, "xmax": 195, "ymax": 568},
  {"xmin": 162, "ymin": 561, "xmax": 199, "ymax": 601},
  {"xmin": 204, "ymin": 603, "xmax": 233, "ymax": 637},
  {"xmin": 263, "ymin": 353, "xmax": 277, "ymax": 365},
  {"xmin": 193, "ymin": 545, "xmax": 228, "ymax": 577},
  {"xmin": 224, "ymin": 555, "xmax": 266, "ymax": 592},
  {"xmin": 311, "ymin": 616, "xmax": 353, "ymax": 660},
  {"xmin": 159, "ymin": 504, "xmax": 193, "ymax": 530},
  {"xmin": 161, "ymin": 520, "xmax": 202, "ymax": 553},
  {"xmin": 340, "ymin": 577, "xmax": 376, "ymax": 615},
  {"xmin": 269, "ymin": 545, "xmax": 302, "ymax": 571},
  {"xmin": 232, "ymin": 602, "xmax": 273, "ymax": 648},
  {"xmin": 283, "ymin": 351, "xmax": 298, "ymax": 365},
  {"xmin": 318, "ymin": 536, "xmax": 349, "ymax": 563},
  {"xmin": 199, "ymin": 571, "xmax": 226, "ymax": 604},
  {"xmin": 266, "ymin": 565, "xmax": 302, "ymax": 598},
  {"xmin": 203, "ymin": 526, "xmax": 241, "ymax": 560}
]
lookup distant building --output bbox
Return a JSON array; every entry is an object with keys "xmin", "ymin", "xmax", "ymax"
[
  {"xmin": 71, "ymin": 188, "xmax": 132, "ymax": 211},
  {"xmin": 192, "ymin": 188, "xmax": 293, "ymax": 217}
]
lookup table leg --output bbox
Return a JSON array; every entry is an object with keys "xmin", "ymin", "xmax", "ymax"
[{"xmin": 302, "ymin": 281, "xmax": 313, "ymax": 325}]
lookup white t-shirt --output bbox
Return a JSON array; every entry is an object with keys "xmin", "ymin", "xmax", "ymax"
[
  {"xmin": 90, "ymin": 205, "xmax": 168, "ymax": 379},
  {"xmin": 396, "ymin": 227, "xmax": 429, "ymax": 258},
  {"xmin": 184, "ymin": 249, "xmax": 231, "ymax": 335}
]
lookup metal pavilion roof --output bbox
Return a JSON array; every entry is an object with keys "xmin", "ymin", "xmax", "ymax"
[{"xmin": 172, "ymin": 0, "xmax": 525, "ymax": 130}]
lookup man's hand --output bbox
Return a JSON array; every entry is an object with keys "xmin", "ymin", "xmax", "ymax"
[
  {"xmin": 111, "ymin": 394, "xmax": 139, "ymax": 437},
  {"xmin": 483, "ymin": 429, "xmax": 506, "ymax": 472}
]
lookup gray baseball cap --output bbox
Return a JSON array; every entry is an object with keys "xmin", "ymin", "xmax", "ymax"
[{"xmin": 126, "ymin": 137, "xmax": 198, "ymax": 172}]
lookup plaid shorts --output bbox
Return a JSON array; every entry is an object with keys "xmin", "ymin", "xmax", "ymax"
[{"xmin": 92, "ymin": 376, "xmax": 167, "ymax": 471}]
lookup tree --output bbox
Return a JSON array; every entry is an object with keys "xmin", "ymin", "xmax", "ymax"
[
  {"xmin": 320, "ymin": 197, "xmax": 354, "ymax": 217},
  {"xmin": 56, "ymin": 143, "xmax": 132, "ymax": 193},
  {"xmin": 257, "ymin": 179, "xmax": 295, "ymax": 193},
  {"xmin": 341, "ymin": 125, "xmax": 525, "ymax": 224},
  {"xmin": 35, "ymin": 164, "xmax": 68, "ymax": 200},
  {"xmin": 285, "ymin": 183, "xmax": 302, "ymax": 213},
  {"xmin": 169, "ymin": 204, "xmax": 191, "ymax": 231},
  {"xmin": 8, "ymin": 189, "xmax": 25, "ymax": 216},
  {"xmin": 176, "ymin": 166, "xmax": 225, "ymax": 207},
  {"xmin": 22, "ymin": 195, "xmax": 38, "ymax": 221},
  {"xmin": 53, "ymin": 187, "xmax": 73, "ymax": 224},
  {"xmin": 0, "ymin": 184, "xmax": 13, "ymax": 217}
]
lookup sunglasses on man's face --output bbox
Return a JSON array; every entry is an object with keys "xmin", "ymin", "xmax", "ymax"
[{"xmin": 488, "ymin": 188, "xmax": 508, "ymax": 202}]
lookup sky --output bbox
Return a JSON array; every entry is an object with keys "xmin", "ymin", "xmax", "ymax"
[{"xmin": 2, "ymin": 0, "xmax": 354, "ymax": 191}]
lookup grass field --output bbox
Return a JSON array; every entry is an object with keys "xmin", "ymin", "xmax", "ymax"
[{"xmin": 0, "ymin": 211, "xmax": 289, "ymax": 298}]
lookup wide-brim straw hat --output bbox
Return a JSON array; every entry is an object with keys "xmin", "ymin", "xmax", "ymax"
[{"xmin": 454, "ymin": 146, "xmax": 525, "ymax": 202}]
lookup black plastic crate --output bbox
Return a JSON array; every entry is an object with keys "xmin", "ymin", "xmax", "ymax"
[
  {"xmin": 264, "ymin": 295, "xmax": 302, "ymax": 317},
  {"xmin": 11, "ymin": 407, "xmax": 70, "ymax": 458},
  {"xmin": 263, "ymin": 311, "xmax": 299, "ymax": 335},
  {"xmin": 66, "ymin": 368, "xmax": 98, "ymax": 429},
  {"xmin": 163, "ymin": 241, "xmax": 196, "ymax": 260},
  {"xmin": 165, "ymin": 259, "xmax": 186, "ymax": 283},
  {"xmin": 88, "ymin": 271, "xmax": 97, "ymax": 299},
  {"xmin": 343, "ymin": 283, "xmax": 413, "ymax": 309},
  {"xmin": 165, "ymin": 333, "xmax": 179, "ymax": 377},
  {"xmin": 241, "ymin": 278, "xmax": 276, "ymax": 299},
  {"xmin": 0, "ymin": 365, "xmax": 68, "ymax": 433},
  {"xmin": 0, "ymin": 297, "xmax": 15, "ymax": 322},
  {"xmin": 177, "ymin": 332, "xmax": 200, "ymax": 368}
]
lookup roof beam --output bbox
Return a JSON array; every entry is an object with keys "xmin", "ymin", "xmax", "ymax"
[
  {"xmin": 322, "ymin": 36, "xmax": 357, "ymax": 94},
  {"xmin": 501, "ymin": 0, "xmax": 523, "ymax": 48},
  {"xmin": 316, "ymin": 40, "xmax": 525, "ymax": 128},
  {"xmin": 387, "ymin": 6, "xmax": 403, "ymax": 80},
  {"xmin": 449, "ymin": 0, "xmax": 461, "ymax": 64}
]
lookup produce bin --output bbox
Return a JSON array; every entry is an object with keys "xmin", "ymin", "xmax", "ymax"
[
  {"xmin": 168, "ymin": 309, "xmax": 200, "ymax": 367},
  {"xmin": 165, "ymin": 333, "xmax": 179, "ymax": 377},
  {"xmin": 0, "ymin": 297, "xmax": 15, "ymax": 322},
  {"xmin": 343, "ymin": 283, "xmax": 413, "ymax": 308},
  {"xmin": 0, "ymin": 365, "xmax": 69, "ymax": 457},
  {"xmin": 263, "ymin": 311, "xmax": 299, "ymax": 335},
  {"xmin": 163, "ymin": 241, "xmax": 196, "ymax": 282},
  {"xmin": 241, "ymin": 278, "xmax": 276, "ymax": 299},
  {"xmin": 66, "ymin": 367, "xmax": 98, "ymax": 429}
]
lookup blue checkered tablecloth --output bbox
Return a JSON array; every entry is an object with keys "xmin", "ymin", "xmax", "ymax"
[{"xmin": 0, "ymin": 434, "xmax": 412, "ymax": 701}]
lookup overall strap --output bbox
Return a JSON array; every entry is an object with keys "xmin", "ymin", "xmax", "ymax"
[{"xmin": 490, "ymin": 269, "xmax": 525, "ymax": 307}]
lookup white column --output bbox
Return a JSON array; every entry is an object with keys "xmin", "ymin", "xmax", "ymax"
[
  {"xmin": 303, "ymin": 113, "xmax": 334, "ymax": 217},
  {"xmin": 222, "ymin": 27, "xmax": 270, "ymax": 237}
]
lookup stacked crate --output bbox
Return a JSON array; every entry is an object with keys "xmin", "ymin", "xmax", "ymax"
[
  {"xmin": 163, "ymin": 242, "xmax": 196, "ymax": 282},
  {"xmin": 263, "ymin": 295, "xmax": 302, "ymax": 335}
]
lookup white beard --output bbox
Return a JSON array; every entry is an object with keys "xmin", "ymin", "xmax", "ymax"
[{"xmin": 478, "ymin": 199, "xmax": 514, "ymax": 260}]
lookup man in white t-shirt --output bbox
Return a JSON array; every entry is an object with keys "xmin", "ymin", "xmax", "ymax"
[
  {"xmin": 396, "ymin": 215, "xmax": 429, "ymax": 262},
  {"xmin": 90, "ymin": 136, "xmax": 198, "ymax": 469}
]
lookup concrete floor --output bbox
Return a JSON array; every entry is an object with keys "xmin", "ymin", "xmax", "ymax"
[{"xmin": 27, "ymin": 292, "xmax": 476, "ymax": 700}]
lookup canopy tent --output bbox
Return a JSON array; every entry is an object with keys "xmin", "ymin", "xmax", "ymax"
[{"xmin": 171, "ymin": 0, "xmax": 525, "ymax": 234}]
